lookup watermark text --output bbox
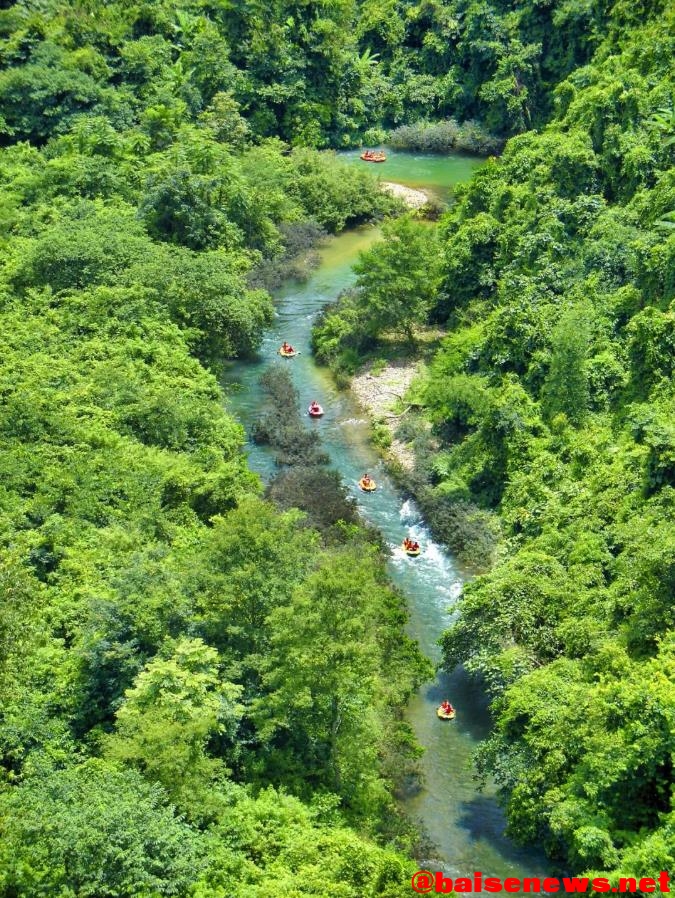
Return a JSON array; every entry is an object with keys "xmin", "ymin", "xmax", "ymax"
[{"xmin": 410, "ymin": 871, "xmax": 671, "ymax": 894}]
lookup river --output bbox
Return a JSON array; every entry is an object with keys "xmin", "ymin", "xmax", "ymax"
[{"xmin": 223, "ymin": 150, "xmax": 549, "ymax": 885}]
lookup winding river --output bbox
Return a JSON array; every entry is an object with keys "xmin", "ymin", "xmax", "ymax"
[{"xmin": 224, "ymin": 150, "xmax": 549, "ymax": 884}]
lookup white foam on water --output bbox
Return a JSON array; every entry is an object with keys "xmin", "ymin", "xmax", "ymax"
[
  {"xmin": 399, "ymin": 498, "xmax": 422, "ymax": 524},
  {"xmin": 391, "ymin": 545, "xmax": 408, "ymax": 562},
  {"xmin": 448, "ymin": 580, "xmax": 463, "ymax": 600},
  {"xmin": 422, "ymin": 541, "xmax": 448, "ymax": 567}
]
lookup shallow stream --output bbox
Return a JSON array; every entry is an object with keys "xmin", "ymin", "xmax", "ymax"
[{"xmin": 224, "ymin": 151, "xmax": 548, "ymax": 883}]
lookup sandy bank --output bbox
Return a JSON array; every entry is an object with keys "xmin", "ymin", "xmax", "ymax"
[
  {"xmin": 380, "ymin": 181, "xmax": 429, "ymax": 209},
  {"xmin": 351, "ymin": 360, "xmax": 420, "ymax": 470}
]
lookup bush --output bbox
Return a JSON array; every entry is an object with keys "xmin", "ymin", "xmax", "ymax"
[
  {"xmin": 248, "ymin": 220, "xmax": 326, "ymax": 291},
  {"xmin": 0, "ymin": 761, "xmax": 204, "ymax": 897},
  {"xmin": 389, "ymin": 119, "xmax": 460, "ymax": 153},
  {"xmin": 252, "ymin": 366, "xmax": 329, "ymax": 466},
  {"xmin": 312, "ymin": 291, "xmax": 377, "ymax": 372},
  {"xmin": 417, "ymin": 490, "xmax": 500, "ymax": 571},
  {"xmin": 388, "ymin": 120, "xmax": 504, "ymax": 156},
  {"xmin": 267, "ymin": 467, "xmax": 359, "ymax": 534},
  {"xmin": 371, "ymin": 422, "xmax": 393, "ymax": 450}
]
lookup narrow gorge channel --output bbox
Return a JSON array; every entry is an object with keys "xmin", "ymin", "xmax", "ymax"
[{"xmin": 224, "ymin": 150, "xmax": 549, "ymax": 883}]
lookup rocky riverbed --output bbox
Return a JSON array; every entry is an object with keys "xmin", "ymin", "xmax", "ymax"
[
  {"xmin": 350, "ymin": 359, "xmax": 420, "ymax": 470},
  {"xmin": 380, "ymin": 180, "xmax": 429, "ymax": 208}
]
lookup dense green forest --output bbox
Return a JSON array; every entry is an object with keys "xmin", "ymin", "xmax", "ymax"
[
  {"xmin": 1, "ymin": 0, "xmax": 674, "ymax": 892},
  {"xmin": 0, "ymin": 157, "xmax": 428, "ymax": 891},
  {"xmin": 314, "ymin": 0, "xmax": 675, "ymax": 883},
  {"xmin": 0, "ymin": 0, "xmax": 621, "ymax": 148},
  {"xmin": 0, "ymin": 167, "xmax": 425, "ymax": 895}
]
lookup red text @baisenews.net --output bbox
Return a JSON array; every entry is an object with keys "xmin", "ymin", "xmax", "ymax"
[{"xmin": 410, "ymin": 871, "xmax": 672, "ymax": 893}]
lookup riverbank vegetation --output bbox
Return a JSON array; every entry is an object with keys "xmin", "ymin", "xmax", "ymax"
[
  {"xmin": 388, "ymin": 119, "xmax": 503, "ymax": 156},
  {"xmin": 313, "ymin": 216, "xmax": 441, "ymax": 374},
  {"xmin": 0, "ymin": 237, "xmax": 427, "ymax": 895},
  {"xmin": 312, "ymin": 0, "xmax": 675, "ymax": 881}
]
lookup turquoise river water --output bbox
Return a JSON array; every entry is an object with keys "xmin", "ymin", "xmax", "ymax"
[{"xmin": 223, "ymin": 152, "xmax": 549, "ymax": 885}]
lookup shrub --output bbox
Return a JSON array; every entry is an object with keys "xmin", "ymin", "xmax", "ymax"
[
  {"xmin": 388, "ymin": 120, "xmax": 504, "ymax": 156},
  {"xmin": 418, "ymin": 489, "xmax": 500, "ymax": 571}
]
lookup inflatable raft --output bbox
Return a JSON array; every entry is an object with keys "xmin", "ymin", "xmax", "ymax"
[
  {"xmin": 360, "ymin": 151, "xmax": 386, "ymax": 163},
  {"xmin": 359, "ymin": 477, "xmax": 377, "ymax": 492}
]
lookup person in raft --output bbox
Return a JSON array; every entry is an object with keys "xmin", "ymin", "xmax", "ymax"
[
  {"xmin": 282, "ymin": 341, "xmax": 295, "ymax": 353},
  {"xmin": 440, "ymin": 700, "xmax": 454, "ymax": 715},
  {"xmin": 404, "ymin": 537, "xmax": 420, "ymax": 551},
  {"xmin": 361, "ymin": 474, "xmax": 373, "ymax": 488},
  {"xmin": 309, "ymin": 400, "xmax": 321, "ymax": 413}
]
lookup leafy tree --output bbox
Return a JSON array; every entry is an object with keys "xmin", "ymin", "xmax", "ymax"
[
  {"xmin": 353, "ymin": 215, "xmax": 441, "ymax": 340},
  {"xmin": 258, "ymin": 550, "xmax": 425, "ymax": 814},
  {"xmin": 198, "ymin": 91, "xmax": 250, "ymax": 148},
  {"xmin": 105, "ymin": 638, "xmax": 242, "ymax": 818},
  {"xmin": 477, "ymin": 636, "xmax": 675, "ymax": 875},
  {"xmin": 0, "ymin": 43, "xmax": 102, "ymax": 142},
  {"xmin": 139, "ymin": 167, "xmax": 241, "ymax": 250},
  {"xmin": 542, "ymin": 305, "xmax": 592, "ymax": 426},
  {"xmin": 627, "ymin": 302, "xmax": 675, "ymax": 395},
  {"xmin": 437, "ymin": 209, "xmax": 501, "ymax": 317},
  {"xmin": 0, "ymin": 760, "xmax": 204, "ymax": 897},
  {"xmin": 192, "ymin": 497, "xmax": 319, "ymax": 666},
  {"xmin": 201, "ymin": 786, "xmax": 415, "ymax": 898}
]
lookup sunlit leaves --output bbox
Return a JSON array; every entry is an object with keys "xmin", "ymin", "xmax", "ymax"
[
  {"xmin": 0, "ymin": 760, "xmax": 205, "ymax": 897},
  {"xmin": 353, "ymin": 215, "xmax": 441, "ymax": 340},
  {"xmin": 105, "ymin": 638, "xmax": 243, "ymax": 818}
]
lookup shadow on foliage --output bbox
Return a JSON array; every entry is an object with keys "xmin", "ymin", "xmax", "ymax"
[
  {"xmin": 247, "ymin": 220, "xmax": 327, "ymax": 292},
  {"xmin": 252, "ymin": 365, "xmax": 359, "ymax": 536}
]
